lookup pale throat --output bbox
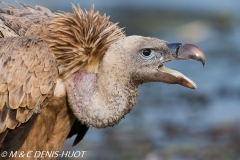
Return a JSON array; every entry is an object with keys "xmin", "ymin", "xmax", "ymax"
[{"xmin": 65, "ymin": 67, "xmax": 138, "ymax": 128}]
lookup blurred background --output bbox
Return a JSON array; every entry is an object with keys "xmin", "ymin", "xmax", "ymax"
[{"xmin": 1, "ymin": 0, "xmax": 240, "ymax": 160}]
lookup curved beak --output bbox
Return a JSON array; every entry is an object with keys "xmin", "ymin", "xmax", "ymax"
[
  {"xmin": 157, "ymin": 43, "xmax": 205, "ymax": 89},
  {"xmin": 167, "ymin": 43, "xmax": 205, "ymax": 66}
]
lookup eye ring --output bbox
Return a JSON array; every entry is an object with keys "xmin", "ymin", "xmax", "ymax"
[{"xmin": 141, "ymin": 49, "xmax": 155, "ymax": 59}]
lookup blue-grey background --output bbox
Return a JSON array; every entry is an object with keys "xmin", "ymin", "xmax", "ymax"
[{"xmin": 1, "ymin": 0, "xmax": 240, "ymax": 160}]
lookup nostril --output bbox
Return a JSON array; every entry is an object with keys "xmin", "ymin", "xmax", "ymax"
[
  {"xmin": 166, "ymin": 43, "xmax": 182, "ymax": 57},
  {"xmin": 175, "ymin": 45, "xmax": 181, "ymax": 56}
]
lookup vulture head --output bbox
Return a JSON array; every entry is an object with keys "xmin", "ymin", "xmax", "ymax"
[
  {"xmin": 43, "ymin": 5, "xmax": 205, "ymax": 128},
  {"xmin": 100, "ymin": 36, "xmax": 205, "ymax": 88}
]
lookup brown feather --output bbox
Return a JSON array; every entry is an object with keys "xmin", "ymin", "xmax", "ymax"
[
  {"xmin": 9, "ymin": 85, "xmax": 25, "ymax": 109},
  {"xmin": 0, "ymin": 130, "xmax": 8, "ymax": 147},
  {"xmin": 0, "ymin": 19, "xmax": 18, "ymax": 38},
  {"xmin": 67, "ymin": 120, "xmax": 89, "ymax": 146},
  {"xmin": 40, "ymin": 81, "xmax": 53, "ymax": 94},
  {"xmin": 42, "ymin": 4, "xmax": 125, "ymax": 78},
  {"xmin": 1, "ymin": 114, "xmax": 38, "ymax": 154},
  {"xmin": 0, "ymin": 103, "xmax": 8, "ymax": 132},
  {"xmin": 0, "ymin": 84, "xmax": 7, "ymax": 93},
  {"xmin": 22, "ymin": 54, "xmax": 35, "ymax": 67},
  {"xmin": 16, "ymin": 107, "xmax": 33, "ymax": 123},
  {"xmin": 22, "ymin": 76, "xmax": 32, "ymax": 94},
  {"xmin": 26, "ymin": 93, "xmax": 40, "ymax": 110},
  {"xmin": 19, "ymin": 95, "xmax": 27, "ymax": 107},
  {"xmin": 6, "ymin": 109, "xmax": 18, "ymax": 129},
  {"xmin": 0, "ymin": 37, "xmax": 58, "ymax": 134},
  {"xmin": 31, "ymin": 87, "xmax": 42, "ymax": 98},
  {"xmin": 0, "ymin": 94, "xmax": 5, "ymax": 111}
]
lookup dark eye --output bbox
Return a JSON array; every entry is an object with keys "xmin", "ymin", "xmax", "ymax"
[
  {"xmin": 140, "ymin": 49, "xmax": 155, "ymax": 60},
  {"xmin": 142, "ymin": 49, "xmax": 152, "ymax": 57}
]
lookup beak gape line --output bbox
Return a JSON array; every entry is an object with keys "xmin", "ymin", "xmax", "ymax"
[{"xmin": 156, "ymin": 42, "xmax": 206, "ymax": 89}]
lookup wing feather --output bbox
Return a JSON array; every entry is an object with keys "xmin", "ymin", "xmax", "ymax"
[
  {"xmin": 0, "ymin": 84, "xmax": 7, "ymax": 92},
  {"xmin": 9, "ymin": 85, "xmax": 25, "ymax": 109},
  {"xmin": 19, "ymin": 95, "xmax": 27, "ymax": 107},
  {"xmin": 0, "ymin": 104, "xmax": 8, "ymax": 132},
  {"xmin": 5, "ymin": 109, "xmax": 18, "ymax": 129},
  {"xmin": 0, "ymin": 2, "xmax": 54, "ymax": 38},
  {"xmin": 16, "ymin": 107, "xmax": 34, "ymax": 123},
  {"xmin": 0, "ymin": 36, "xmax": 58, "ymax": 134},
  {"xmin": 0, "ymin": 92, "xmax": 7, "ymax": 111}
]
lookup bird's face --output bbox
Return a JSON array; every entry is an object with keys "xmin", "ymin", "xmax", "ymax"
[{"xmin": 103, "ymin": 36, "xmax": 205, "ymax": 89}]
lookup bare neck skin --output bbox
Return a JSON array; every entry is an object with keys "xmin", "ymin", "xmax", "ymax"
[{"xmin": 65, "ymin": 41, "xmax": 139, "ymax": 128}]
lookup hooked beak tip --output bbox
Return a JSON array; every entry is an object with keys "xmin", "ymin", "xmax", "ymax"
[
  {"xmin": 167, "ymin": 43, "xmax": 206, "ymax": 66},
  {"xmin": 178, "ymin": 44, "xmax": 206, "ymax": 66}
]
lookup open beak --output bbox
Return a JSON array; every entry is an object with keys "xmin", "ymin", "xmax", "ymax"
[{"xmin": 158, "ymin": 43, "xmax": 205, "ymax": 89}]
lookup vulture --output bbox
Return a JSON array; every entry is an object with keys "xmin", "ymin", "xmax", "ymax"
[{"xmin": 0, "ymin": 2, "xmax": 205, "ymax": 159}]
